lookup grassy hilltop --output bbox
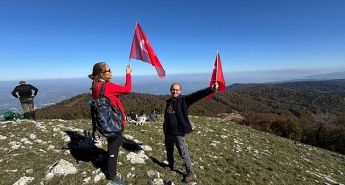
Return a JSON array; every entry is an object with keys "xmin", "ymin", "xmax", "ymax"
[{"xmin": 0, "ymin": 116, "xmax": 344, "ymax": 185}]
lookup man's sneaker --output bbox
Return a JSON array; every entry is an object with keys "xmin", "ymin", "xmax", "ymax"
[
  {"xmin": 109, "ymin": 176, "xmax": 125, "ymax": 185},
  {"xmin": 164, "ymin": 163, "xmax": 174, "ymax": 171},
  {"xmin": 183, "ymin": 171, "xmax": 195, "ymax": 183}
]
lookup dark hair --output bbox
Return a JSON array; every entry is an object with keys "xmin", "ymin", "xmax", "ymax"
[
  {"xmin": 89, "ymin": 62, "xmax": 107, "ymax": 90},
  {"xmin": 170, "ymin": 83, "xmax": 182, "ymax": 91}
]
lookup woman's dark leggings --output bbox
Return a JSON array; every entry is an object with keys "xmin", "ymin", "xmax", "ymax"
[{"xmin": 107, "ymin": 133, "xmax": 123, "ymax": 179}]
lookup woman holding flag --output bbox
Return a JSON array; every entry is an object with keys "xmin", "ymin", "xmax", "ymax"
[{"xmin": 89, "ymin": 62, "xmax": 132, "ymax": 185}]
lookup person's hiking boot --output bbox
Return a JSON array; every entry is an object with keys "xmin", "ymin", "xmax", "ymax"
[
  {"xmin": 183, "ymin": 171, "xmax": 195, "ymax": 183},
  {"xmin": 164, "ymin": 164, "xmax": 174, "ymax": 171},
  {"xmin": 109, "ymin": 176, "xmax": 125, "ymax": 185}
]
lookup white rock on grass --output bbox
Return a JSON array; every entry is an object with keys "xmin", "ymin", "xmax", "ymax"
[
  {"xmin": 123, "ymin": 134, "xmax": 134, "ymax": 140},
  {"xmin": 9, "ymin": 141, "xmax": 21, "ymax": 150},
  {"xmin": 35, "ymin": 139, "xmax": 43, "ymax": 144},
  {"xmin": 210, "ymin": 140, "xmax": 220, "ymax": 146},
  {"xmin": 0, "ymin": 135, "xmax": 7, "ymax": 140},
  {"xmin": 93, "ymin": 172, "xmax": 106, "ymax": 183},
  {"xmin": 47, "ymin": 145, "xmax": 55, "ymax": 150},
  {"xmin": 150, "ymin": 178, "xmax": 164, "ymax": 185},
  {"xmin": 62, "ymin": 135, "xmax": 71, "ymax": 142},
  {"xmin": 34, "ymin": 122, "xmax": 46, "ymax": 130},
  {"xmin": 25, "ymin": 169, "xmax": 33, "ymax": 174},
  {"xmin": 126, "ymin": 150, "xmax": 149, "ymax": 164},
  {"xmin": 6, "ymin": 169, "xmax": 18, "ymax": 172},
  {"xmin": 140, "ymin": 145, "xmax": 152, "ymax": 151},
  {"xmin": 20, "ymin": 138, "xmax": 33, "ymax": 145},
  {"xmin": 126, "ymin": 172, "xmax": 135, "ymax": 178},
  {"xmin": 29, "ymin": 134, "xmax": 37, "ymax": 140},
  {"xmin": 220, "ymin": 135, "xmax": 228, "ymax": 139},
  {"xmin": 45, "ymin": 159, "xmax": 77, "ymax": 180},
  {"xmin": 13, "ymin": 176, "xmax": 34, "ymax": 185},
  {"xmin": 82, "ymin": 177, "xmax": 91, "ymax": 184},
  {"xmin": 146, "ymin": 170, "xmax": 156, "ymax": 178},
  {"xmin": 92, "ymin": 168, "xmax": 101, "ymax": 175}
]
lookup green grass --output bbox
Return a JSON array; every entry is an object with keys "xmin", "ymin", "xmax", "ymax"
[{"xmin": 0, "ymin": 116, "xmax": 344, "ymax": 185}]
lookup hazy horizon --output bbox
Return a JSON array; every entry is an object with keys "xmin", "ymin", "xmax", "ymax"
[
  {"xmin": 1, "ymin": 69, "xmax": 345, "ymax": 115},
  {"xmin": 2, "ymin": 67, "xmax": 344, "ymax": 82}
]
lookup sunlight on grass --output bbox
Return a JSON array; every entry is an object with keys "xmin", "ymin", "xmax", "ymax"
[{"xmin": 0, "ymin": 117, "xmax": 344, "ymax": 185}]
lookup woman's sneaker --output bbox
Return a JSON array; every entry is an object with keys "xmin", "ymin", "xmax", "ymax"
[
  {"xmin": 109, "ymin": 176, "xmax": 125, "ymax": 185},
  {"xmin": 164, "ymin": 164, "xmax": 174, "ymax": 171}
]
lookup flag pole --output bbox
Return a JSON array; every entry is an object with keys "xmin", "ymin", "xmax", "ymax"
[
  {"xmin": 216, "ymin": 50, "xmax": 219, "ymax": 82},
  {"xmin": 215, "ymin": 50, "xmax": 219, "ymax": 93},
  {"xmin": 129, "ymin": 22, "xmax": 139, "ymax": 66}
]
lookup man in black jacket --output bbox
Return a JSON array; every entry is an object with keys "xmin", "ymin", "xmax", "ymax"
[
  {"xmin": 11, "ymin": 81, "xmax": 38, "ymax": 119},
  {"xmin": 163, "ymin": 82, "xmax": 218, "ymax": 183}
]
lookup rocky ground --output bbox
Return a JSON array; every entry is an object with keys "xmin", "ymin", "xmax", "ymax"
[{"xmin": 0, "ymin": 116, "xmax": 344, "ymax": 185}]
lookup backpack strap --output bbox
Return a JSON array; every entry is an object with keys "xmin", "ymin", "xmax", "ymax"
[
  {"xmin": 99, "ymin": 82, "xmax": 120, "ymax": 109},
  {"xmin": 100, "ymin": 82, "xmax": 106, "ymax": 98}
]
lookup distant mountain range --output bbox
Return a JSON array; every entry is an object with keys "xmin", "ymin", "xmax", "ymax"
[{"xmin": 304, "ymin": 71, "xmax": 345, "ymax": 80}]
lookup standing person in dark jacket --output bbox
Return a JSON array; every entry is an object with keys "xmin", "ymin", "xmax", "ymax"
[
  {"xmin": 163, "ymin": 82, "xmax": 218, "ymax": 183},
  {"xmin": 11, "ymin": 81, "xmax": 38, "ymax": 119}
]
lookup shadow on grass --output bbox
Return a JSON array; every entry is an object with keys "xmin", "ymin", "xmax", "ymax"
[
  {"xmin": 63, "ymin": 130, "xmax": 107, "ymax": 174},
  {"xmin": 149, "ymin": 156, "xmax": 185, "ymax": 177},
  {"xmin": 122, "ymin": 137, "xmax": 142, "ymax": 152}
]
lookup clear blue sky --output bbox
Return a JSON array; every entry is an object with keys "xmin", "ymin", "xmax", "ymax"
[{"xmin": 1, "ymin": 0, "xmax": 344, "ymax": 81}]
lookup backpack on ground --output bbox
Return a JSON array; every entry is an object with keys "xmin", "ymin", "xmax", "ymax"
[
  {"xmin": 3, "ymin": 111, "xmax": 22, "ymax": 121},
  {"xmin": 91, "ymin": 82, "xmax": 123, "ymax": 139}
]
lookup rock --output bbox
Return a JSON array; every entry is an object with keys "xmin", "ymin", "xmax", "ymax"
[
  {"xmin": 47, "ymin": 145, "xmax": 55, "ymax": 150},
  {"xmin": 141, "ymin": 145, "xmax": 152, "ymax": 151},
  {"xmin": 146, "ymin": 170, "xmax": 156, "ymax": 177},
  {"xmin": 29, "ymin": 134, "xmax": 37, "ymax": 140},
  {"xmin": 9, "ymin": 141, "xmax": 21, "ymax": 150},
  {"xmin": 126, "ymin": 150, "xmax": 148, "ymax": 164},
  {"xmin": 150, "ymin": 178, "xmax": 164, "ymax": 185},
  {"xmin": 13, "ymin": 176, "xmax": 34, "ymax": 185},
  {"xmin": 25, "ymin": 169, "xmax": 33, "ymax": 174},
  {"xmin": 94, "ymin": 172, "xmax": 105, "ymax": 183},
  {"xmin": 0, "ymin": 135, "xmax": 7, "ymax": 140},
  {"xmin": 82, "ymin": 177, "xmax": 91, "ymax": 184},
  {"xmin": 127, "ymin": 172, "xmax": 135, "ymax": 178},
  {"xmin": 45, "ymin": 159, "xmax": 77, "ymax": 180}
]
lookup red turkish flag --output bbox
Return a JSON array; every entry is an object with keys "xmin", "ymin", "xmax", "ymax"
[
  {"xmin": 129, "ymin": 22, "xmax": 165, "ymax": 79},
  {"xmin": 207, "ymin": 51, "xmax": 226, "ymax": 99}
]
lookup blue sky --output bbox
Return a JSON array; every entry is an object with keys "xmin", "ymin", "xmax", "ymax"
[{"xmin": 0, "ymin": 0, "xmax": 344, "ymax": 81}]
